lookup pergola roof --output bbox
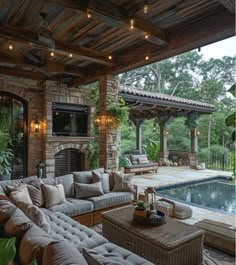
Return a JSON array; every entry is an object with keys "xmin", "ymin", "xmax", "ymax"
[
  {"xmin": 0, "ymin": 0, "xmax": 234, "ymax": 86},
  {"xmin": 119, "ymin": 86, "xmax": 216, "ymax": 120}
]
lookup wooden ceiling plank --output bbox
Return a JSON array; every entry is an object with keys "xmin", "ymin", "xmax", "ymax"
[
  {"xmin": 0, "ymin": 23, "xmax": 114, "ymax": 66},
  {"xmin": 49, "ymin": 0, "xmax": 168, "ymax": 46},
  {"xmin": 215, "ymin": 0, "xmax": 235, "ymax": 14},
  {"xmin": 69, "ymin": 9, "xmax": 235, "ymax": 87}
]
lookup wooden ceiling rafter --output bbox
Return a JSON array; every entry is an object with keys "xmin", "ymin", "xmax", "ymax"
[
  {"xmin": 69, "ymin": 9, "xmax": 235, "ymax": 87},
  {"xmin": 48, "ymin": 0, "xmax": 168, "ymax": 46},
  {"xmin": 215, "ymin": 0, "xmax": 235, "ymax": 14},
  {"xmin": 0, "ymin": 23, "xmax": 114, "ymax": 66},
  {"xmin": 0, "ymin": 51, "xmax": 85, "ymax": 77}
]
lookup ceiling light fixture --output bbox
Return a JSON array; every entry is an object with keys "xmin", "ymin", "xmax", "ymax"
[
  {"xmin": 108, "ymin": 55, "xmax": 112, "ymax": 60},
  {"xmin": 130, "ymin": 18, "xmax": 135, "ymax": 30},
  {"xmin": 145, "ymin": 33, "xmax": 149, "ymax": 39},
  {"xmin": 8, "ymin": 44, "xmax": 13, "ymax": 50},
  {"xmin": 144, "ymin": 3, "xmax": 149, "ymax": 14},
  {"xmin": 145, "ymin": 55, "xmax": 149, "ymax": 60},
  {"xmin": 69, "ymin": 53, "xmax": 73, "ymax": 58},
  {"xmin": 87, "ymin": 9, "xmax": 91, "ymax": 18}
]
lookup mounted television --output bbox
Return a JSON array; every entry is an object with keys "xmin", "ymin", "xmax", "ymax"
[{"xmin": 52, "ymin": 102, "xmax": 88, "ymax": 136}]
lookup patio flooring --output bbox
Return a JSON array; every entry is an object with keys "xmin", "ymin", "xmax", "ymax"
[{"xmin": 133, "ymin": 166, "xmax": 235, "ymax": 226}]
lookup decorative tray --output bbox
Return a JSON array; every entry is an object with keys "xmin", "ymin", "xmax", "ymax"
[{"xmin": 133, "ymin": 210, "xmax": 166, "ymax": 226}]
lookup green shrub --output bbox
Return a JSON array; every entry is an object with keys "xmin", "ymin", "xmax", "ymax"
[{"xmin": 143, "ymin": 140, "xmax": 160, "ymax": 162}]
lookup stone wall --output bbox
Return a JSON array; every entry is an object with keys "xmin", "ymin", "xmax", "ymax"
[{"xmin": 0, "ymin": 75, "xmax": 93, "ymax": 177}]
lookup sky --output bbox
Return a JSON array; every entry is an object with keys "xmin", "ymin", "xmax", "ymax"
[{"xmin": 197, "ymin": 36, "xmax": 236, "ymax": 60}]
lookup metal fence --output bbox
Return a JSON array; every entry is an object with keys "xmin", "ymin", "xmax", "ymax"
[{"xmin": 198, "ymin": 153, "xmax": 235, "ymax": 172}]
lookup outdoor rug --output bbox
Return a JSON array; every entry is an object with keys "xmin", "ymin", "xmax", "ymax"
[{"xmin": 92, "ymin": 224, "xmax": 236, "ymax": 265}]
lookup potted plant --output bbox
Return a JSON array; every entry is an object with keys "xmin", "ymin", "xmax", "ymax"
[
  {"xmin": 134, "ymin": 200, "xmax": 147, "ymax": 218},
  {"xmin": 118, "ymin": 156, "xmax": 129, "ymax": 172},
  {"xmin": 178, "ymin": 158, "xmax": 183, "ymax": 166}
]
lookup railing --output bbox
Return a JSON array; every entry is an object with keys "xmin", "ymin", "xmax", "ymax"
[{"xmin": 198, "ymin": 153, "xmax": 235, "ymax": 172}]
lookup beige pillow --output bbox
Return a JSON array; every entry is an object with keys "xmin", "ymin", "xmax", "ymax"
[
  {"xmin": 27, "ymin": 179, "xmax": 44, "ymax": 207},
  {"xmin": 41, "ymin": 184, "xmax": 66, "ymax": 208},
  {"xmin": 74, "ymin": 182, "xmax": 104, "ymax": 199},
  {"xmin": 7, "ymin": 184, "xmax": 33, "ymax": 205},
  {"xmin": 92, "ymin": 171, "xmax": 110, "ymax": 193},
  {"xmin": 16, "ymin": 202, "xmax": 50, "ymax": 233},
  {"xmin": 112, "ymin": 172, "xmax": 135, "ymax": 192}
]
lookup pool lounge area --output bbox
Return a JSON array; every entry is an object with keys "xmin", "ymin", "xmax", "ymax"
[{"xmin": 133, "ymin": 166, "xmax": 235, "ymax": 226}]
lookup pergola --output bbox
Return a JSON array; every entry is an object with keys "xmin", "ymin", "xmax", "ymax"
[
  {"xmin": 0, "ymin": 0, "xmax": 235, "ymax": 173},
  {"xmin": 120, "ymin": 86, "xmax": 216, "ymax": 162}
]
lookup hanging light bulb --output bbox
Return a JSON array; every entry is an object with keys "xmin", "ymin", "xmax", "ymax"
[
  {"xmin": 87, "ymin": 9, "xmax": 91, "ymax": 18},
  {"xmin": 145, "ymin": 32, "xmax": 149, "ymax": 39},
  {"xmin": 144, "ymin": 3, "xmax": 149, "ymax": 14},
  {"xmin": 145, "ymin": 55, "xmax": 149, "ymax": 60},
  {"xmin": 130, "ymin": 18, "xmax": 135, "ymax": 30},
  {"xmin": 129, "ymin": 121, "xmax": 133, "ymax": 131},
  {"xmin": 153, "ymin": 121, "xmax": 157, "ymax": 131},
  {"xmin": 108, "ymin": 55, "xmax": 112, "ymax": 60},
  {"xmin": 50, "ymin": 51, "xmax": 54, "ymax": 57},
  {"xmin": 69, "ymin": 53, "xmax": 73, "ymax": 58},
  {"xmin": 9, "ymin": 44, "xmax": 13, "ymax": 50}
]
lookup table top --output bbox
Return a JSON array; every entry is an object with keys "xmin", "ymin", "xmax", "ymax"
[{"xmin": 102, "ymin": 205, "xmax": 204, "ymax": 250}]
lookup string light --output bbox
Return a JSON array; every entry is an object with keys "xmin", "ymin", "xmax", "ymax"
[
  {"xmin": 87, "ymin": 9, "xmax": 91, "ymax": 18},
  {"xmin": 9, "ymin": 44, "xmax": 13, "ymax": 50},
  {"xmin": 144, "ymin": 3, "xmax": 149, "ymax": 14},
  {"xmin": 145, "ymin": 55, "xmax": 149, "ymax": 60},
  {"xmin": 130, "ymin": 18, "xmax": 135, "ymax": 30},
  {"xmin": 108, "ymin": 55, "xmax": 112, "ymax": 60},
  {"xmin": 69, "ymin": 53, "xmax": 73, "ymax": 58},
  {"xmin": 145, "ymin": 33, "xmax": 149, "ymax": 39},
  {"xmin": 50, "ymin": 51, "xmax": 54, "ymax": 57}
]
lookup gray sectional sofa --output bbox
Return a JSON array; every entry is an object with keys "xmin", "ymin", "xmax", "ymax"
[
  {"xmin": 0, "ymin": 169, "xmax": 134, "ymax": 226},
  {"xmin": 0, "ymin": 199, "xmax": 154, "ymax": 265},
  {"xmin": 0, "ymin": 172, "xmax": 155, "ymax": 265}
]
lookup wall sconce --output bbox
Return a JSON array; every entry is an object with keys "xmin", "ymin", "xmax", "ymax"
[
  {"xmin": 128, "ymin": 120, "xmax": 133, "ymax": 131},
  {"xmin": 34, "ymin": 115, "xmax": 40, "ymax": 132},
  {"xmin": 94, "ymin": 113, "xmax": 114, "ymax": 128}
]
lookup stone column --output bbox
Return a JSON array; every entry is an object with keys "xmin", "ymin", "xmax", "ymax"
[
  {"xmin": 98, "ymin": 75, "xmax": 119, "ymax": 170},
  {"xmin": 185, "ymin": 113, "xmax": 199, "ymax": 168},
  {"xmin": 158, "ymin": 116, "xmax": 171, "ymax": 162},
  {"xmin": 132, "ymin": 118, "xmax": 145, "ymax": 154}
]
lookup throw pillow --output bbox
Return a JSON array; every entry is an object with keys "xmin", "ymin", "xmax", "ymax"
[
  {"xmin": 41, "ymin": 184, "xmax": 66, "ymax": 208},
  {"xmin": 27, "ymin": 179, "xmax": 44, "ymax": 207},
  {"xmin": 83, "ymin": 248, "xmax": 123, "ymax": 265},
  {"xmin": 7, "ymin": 184, "xmax": 33, "ymax": 205},
  {"xmin": 112, "ymin": 172, "xmax": 135, "ymax": 192},
  {"xmin": 92, "ymin": 171, "xmax": 110, "ymax": 193},
  {"xmin": 55, "ymin": 174, "xmax": 74, "ymax": 197},
  {"xmin": 130, "ymin": 155, "xmax": 139, "ymax": 165},
  {"xmin": 16, "ymin": 202, "xmax": 50, "ymax": 233},
  {"xmin": 74, "ymin": 182, "xmax": 104, "ymax": 199},
  {"xmin": 138, "ymin": 155, "xmax": 149, "ymax": 164}
]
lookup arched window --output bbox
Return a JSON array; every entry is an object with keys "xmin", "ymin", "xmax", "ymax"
[{"xmin": 0, "ymin": 92, "xmax": 28, "ymax": 179}]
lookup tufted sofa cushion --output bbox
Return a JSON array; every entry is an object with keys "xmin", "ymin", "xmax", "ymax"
[
  {"xmin": 91, "ymin": 243, "xmax": 154, "ymax": 265},
  {"xmin": 19, "ymin": 225, "xmax": 54, "ymax": 265},
  {"xmin": 43, "ymin": 241, "xmax": 88, "ymax": 265},
  {"xmin": 87, "ymin": 192, "xmax": 133, "ymax": 210},
  {"xmin": 45, "ymin": 211, "xmax": 108, "ymax": 251},
  {"xmin": 46, "ymin": 198, "xmax": 94, "ymax": 217},
  {"xmin": 0, "ymin": 200, "xmax": 17, "ymax": 229}
]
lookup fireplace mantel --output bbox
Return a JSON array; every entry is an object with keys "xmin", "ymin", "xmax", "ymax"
[{"xmin": 46, "ymin": 136, "xmax": 94, "ymax": 142}]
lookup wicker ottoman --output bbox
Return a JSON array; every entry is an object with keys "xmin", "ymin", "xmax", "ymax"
[{"xmin": 102, "ymin": 206, "xmax": 204, "ymax": 265}]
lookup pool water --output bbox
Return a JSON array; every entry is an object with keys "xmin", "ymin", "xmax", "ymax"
[{"xmin": 157, "ymin": 179, "xmax": 236, "ymax": 215}]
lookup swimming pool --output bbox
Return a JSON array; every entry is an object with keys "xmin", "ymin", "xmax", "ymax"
[{"xmin": 156, "ymin": 177, "xmax": 236, "ymax": 215}]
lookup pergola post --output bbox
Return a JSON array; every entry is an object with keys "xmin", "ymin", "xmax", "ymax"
[
  {"xmin": 132, "ymin": 118, "xmax": 145, "ymax": 154},
  {"xmin": 158, "ymin": 116, "xmax": 171, "ymax": 162},
  {"xmin": 185, "ymin": 113, "xmax": 200, "ymax": 168},
  {"xmin": 98, "ymin": 75, "xmax": 119, "ymax": 170}
]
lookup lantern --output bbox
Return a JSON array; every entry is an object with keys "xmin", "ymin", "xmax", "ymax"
[
  {"xmin": 36, "ymin": 160, "xmax": 45, "ymax": 178},
  {"xmin": 144, "ymin": 187, "xmax": 156, "ymax": 210}
]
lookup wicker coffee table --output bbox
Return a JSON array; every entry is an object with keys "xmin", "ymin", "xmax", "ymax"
[{"xmin": 102, "ymin": 205, "xmax": 204, "ymax": 265}]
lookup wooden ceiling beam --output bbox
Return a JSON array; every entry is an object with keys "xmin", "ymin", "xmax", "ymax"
[
  {"xmin": 0, "ymin": 24, "xmax": 113, "ymax": 66},
  {"xmin": 49, "ymin": 0, "xmax": 168, "ymax": 46},
  {"xmin": 215, "ymin": 0, "xmax": 235, "ymax": 14},
  {"xmin": 0, "ymin": 66, "xmax": 47, "ymax": 81},
  {"xmin": 69, "ymin": 9, "xmax": 235, "ymax": 87},
  {"xmin": 0, "ymin": 51, "xmax": 85, "ymax": 77}
]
